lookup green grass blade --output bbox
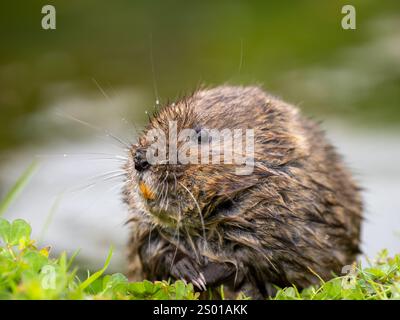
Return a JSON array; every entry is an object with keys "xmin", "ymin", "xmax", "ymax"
[
  {"xmin": 67, "ymin": 248, "xmax": 81, "ymax": 271},
  {"xmin": 79, "ymin": 246, "xmax": 114, "ymax": 291},
  {"xmin": 38, "ymin": 192, "xmax": 63, "ymax": 243},
  {"xmin": 0, "ymin": 161, "xmax": 38, "ymax": 217}
]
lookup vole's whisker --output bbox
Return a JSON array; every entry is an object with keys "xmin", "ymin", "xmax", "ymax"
[
  {"xmin": 66, "ymin": 169, "xmax": 125, "ymax": 195},
  {"xmin": 68, "ymin": 174, "xmax": 125, "ymax": 194},
  {"xmin": 178, "ymin": 182, "xmax": 208, "ymax": 252},
  {"xmin": 173, "ymin": 173, "xmax": 178, "ymax": 194},
  {"xmin": 55, "ymin": 110, "xmax": 132, "ymax": 149},
  {"xmin": 102, "ymin": 181, "xmax": 125, "ymax": 195},
  {"xmin": 87, "ymin": 170, "xmax": 126, "ymax": 182},
  {"xmin": 163, "ymin": 189, "xmax": 169, "ymax": 212},
  {"xmin": 161, "ymin": 170, "xmax": 170, "ymax": 185},
  {"xmin": 92, "ymin": 78, "xmax": 144, "ymax": 139},
  {"xmin": 159, "ymin": 171, "xmax": 170, "ymax": 210},
  {"xmin": 162, "ymin": 179, "xmax": 170, "ymax": 212},
  {"xmin": 68, "ymin": 182, "xmax": 97, "ymax": 194},
  {"xmin": 38, "ymin": 156, "xmax": 126, "ymax": 164},
  {"xmin": 92, "ymin": 77, "xmax": 113, "ymax": 104},
  {"xmin": 35, "ymin": 152, "xmax": 128, "ymax": 162},
  {"xmin": 169, "ymin": 205, "xmax": 182, "ymax": 272},
  {"xmin": 149, "ymin": 33, "xmax": 160, "ymax": 109},
  {"xmin": 85, "ymin": 158, "xmax": 127, "ymax": 163},
  {"xmin": 184, "ymin": 226, "xmax": 200, "ymax": 264},
  {"xmin": 98, "ymin": 173, "xmax": 126, "ymax": 183}
]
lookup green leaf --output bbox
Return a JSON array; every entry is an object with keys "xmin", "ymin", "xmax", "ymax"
[
  {"xmin": 143, "ymin": 280, "xmax": 156, "ymax": 293},
  {"xmin": 174, "ymin": 280, "xmax": 186, "ymax": 299},
  {"xmin": 276, "ymin": 287, "xmax": 294, "ymax": 299},
  {"xmin": 22, "ymin": 251, "xmax": 49, "ymax": 273},
  {"xmin": 9, "ymin": 219, "xmax": 31, "ymax": 245},
  {"xmin": 0, "ymin": 218, "xmax": 11, "ymax": 243},
  {"xmin": 128, "ymin": 282, "xmax": 146, "ymax": 295},
  {"xmin": 0, "ymin": 161, "xmax": 38, "ymax": 217},
  {"xmin": 106, "ymin": 273, "xmax": 128, "ymax": 288}
]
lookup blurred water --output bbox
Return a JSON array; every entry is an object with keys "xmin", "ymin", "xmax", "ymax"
[
  {"xmin": 0, "ymin": 140, "xmax": 129, "ymax": 272},
  {"xmin": 324, "ymin": 123, "xmax": 400, "ymax": 261},
  {"xmin": 0, "ymin": 117, "xmax": 399, "ymax": 272}
]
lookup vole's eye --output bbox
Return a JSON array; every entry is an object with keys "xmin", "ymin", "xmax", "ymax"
[
  {"xmin": 195, "ymin": 126, "xmax": 202, "ymax": 144},
  {"xmin": 195, "ymin": 126, "xmax": 210, "ymax": 144},
  {"xmin": 197, "ymin": 131, "xmax": 203, "ymax": 144}
]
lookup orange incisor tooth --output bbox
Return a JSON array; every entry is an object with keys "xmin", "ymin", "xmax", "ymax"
[{"xmin": 139, "ymin": 181, "xmax": 155, "ymax": 200}]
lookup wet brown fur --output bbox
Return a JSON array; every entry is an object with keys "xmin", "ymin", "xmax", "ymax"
[{"xmin": 123, "ymin": 85, "xmax": 363, "ymax": 299}]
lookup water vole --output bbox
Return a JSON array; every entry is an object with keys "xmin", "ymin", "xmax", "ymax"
[{"xmin": 123, "ymin": 85, "xmax": 362, "ymax": 298}]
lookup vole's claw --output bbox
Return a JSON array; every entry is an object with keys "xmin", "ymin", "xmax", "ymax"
[
  {"xmin": 196, "ymin": 273, "xmax": 207, "ymax": 291},
  {"xmin": 196, "ymin": 276, "xmax": 207, "ymax": 291},
  {"xmin": 170, "ymin": 256, "xmax": 206, "ymax": 291},
  {"xmin": 191, "ymin": 279, "xmax": 202, "ymax": 291},
  {"xmin": 199, "ymin": 272, "xmax": 206, "ymax": 284}
]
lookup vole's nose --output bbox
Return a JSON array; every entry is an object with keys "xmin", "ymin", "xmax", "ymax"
[{"xmin": 134, "ymin": 148, "xmax": 150, "ymax": 172}]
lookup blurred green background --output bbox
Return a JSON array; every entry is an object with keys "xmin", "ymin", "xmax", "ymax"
[{"xmin": 0, "ymin": 0, "xmax": 399, "ymax": 152}]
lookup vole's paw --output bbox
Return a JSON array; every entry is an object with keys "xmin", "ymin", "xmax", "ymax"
[
  {"xmin": 171, "ymin": 257, "xmax": 207, "ymax": 291},
  {"xmin": 202, "ymin": 262, "xmax": 236, "ymax": 286}
]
